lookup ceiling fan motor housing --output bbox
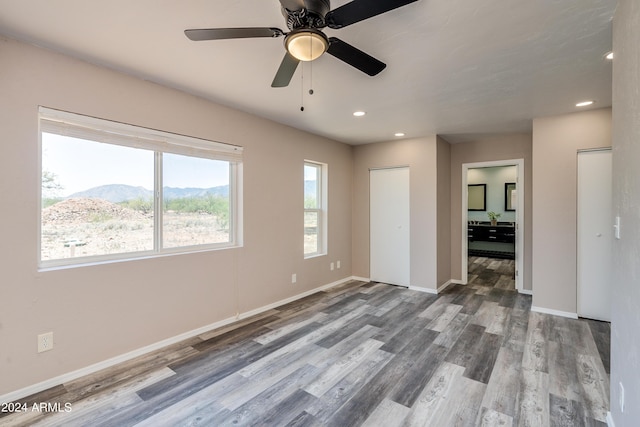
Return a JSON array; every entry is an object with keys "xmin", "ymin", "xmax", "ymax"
[
  {"xmin": 307, "ymin": 0, "xmax": 331, "ymax": 16},
  {"xmin": 282, "ymin": 0, "xmax": 331, "ymax": 30}
]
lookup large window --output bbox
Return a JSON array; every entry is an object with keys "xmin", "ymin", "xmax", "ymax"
[
  {"xmin": 39, "ymin": 107, "xmax": 242, "ymax": 268},
  {"xmin": 304, "ymin": 161, "xmax": 327, "ymax": 257}
]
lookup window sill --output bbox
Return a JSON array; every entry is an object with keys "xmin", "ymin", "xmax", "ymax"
[
  {"xmin": 304, "ymin": 252, "xmax": 327, "ymax": 260},
  {"xmin": 38, "ymin": 244, "xmax": 242, "ymax": 272}
]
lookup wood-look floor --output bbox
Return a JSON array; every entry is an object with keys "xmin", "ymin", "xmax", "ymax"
[{"xmin": 2, "ymin": 257, "xmax": 610, "ymax": 426}]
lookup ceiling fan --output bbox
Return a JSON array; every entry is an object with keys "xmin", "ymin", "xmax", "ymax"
[{"xmin": 185, "ymin": 0, "xmax": 420, "ymax": 87}]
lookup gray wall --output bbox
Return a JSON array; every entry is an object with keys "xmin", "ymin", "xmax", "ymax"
[
  {"xmin": 610, "ymin": 0, "xmax": 640, "ymax": 423},
  {"xmin": 437, "ymin": 136, "xmax": 452, "ymax": 287},
  {"xmin": 531, "ymin": 109, "xmax": 611, "ymax": 315},
  {"xmin": 449, "ymin": 134, "xmax": 533, "ymax": 291},
  {"xmin": 352, "ymin": 137, "xmax": 441, "ymax": 291},
  {"xmin": 0, "ymin": 36, "xmax": 353, "ymax": 395}
]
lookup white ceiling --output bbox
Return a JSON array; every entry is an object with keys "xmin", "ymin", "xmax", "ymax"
[{"xmin": 0, "ymin": 0, "xmax": 616, "ymax": 144}]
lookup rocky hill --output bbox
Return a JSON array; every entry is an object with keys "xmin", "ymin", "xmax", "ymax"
[{"xmin": 42, "ymin": 198, "xmax": 147, "ymax": 224}]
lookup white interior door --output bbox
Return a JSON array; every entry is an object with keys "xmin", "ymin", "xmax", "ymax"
[
  {"xmin": 370, "ymin": 167, "xmax": 410, "ymax": 286},
  {"xmin": 577, "ymin": 149, "xmax": 612, "ymax": 321}
]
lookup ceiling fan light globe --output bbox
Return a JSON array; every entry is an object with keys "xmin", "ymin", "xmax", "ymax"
[{"xmin": 285, "ymin": 30, "xmax": 328, "ymax": 61}]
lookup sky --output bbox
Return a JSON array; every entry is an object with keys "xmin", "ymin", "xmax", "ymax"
[
  {"xmin": 42, "ymin": 133, "xmax": 230, "ymax": 196},
  {"xmin": 304, "ymin": 163, "xmax": 319, "ymax": 181}
]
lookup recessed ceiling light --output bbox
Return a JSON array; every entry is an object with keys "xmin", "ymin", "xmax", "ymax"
[
  {"xmin": 353, "ymin": 111, "xmax": 366, "ymax": 117},
  {"xmin": 605, "ymin": 51, "xmax": 614, "ymax": 60},
  {"xmin": 576, "ymin": 101, "xmax": 594, "ymax": 107},
  {"xmin": 395, "ymin": 132, "xmax": 405, "ymax": 137}
]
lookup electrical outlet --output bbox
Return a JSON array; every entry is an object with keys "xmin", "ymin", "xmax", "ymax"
[
  {"xmin": 620, "ymin": 382, "xmax": 625, "ymax": 413},
  {"xmin": 330, "ymin": 262, "xmax": 335, "ymax": 271},
  {"xmin": 38, "ymin": 332, "xmax": 54, "ymax": 353},
  {"xmin": 291, "ymin": 273, "xmax": 297, "ymax": 284},
  {"xmin": 337, "ymin": 260, "xmax": 341, "ymax": 269}
]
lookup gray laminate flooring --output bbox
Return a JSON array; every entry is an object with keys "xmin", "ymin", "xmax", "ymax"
[{"xmin": 2, "ymin": 257, "xmax": 610, "ymax": 426}]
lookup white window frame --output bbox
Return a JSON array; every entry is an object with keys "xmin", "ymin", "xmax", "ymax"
[
  {"xmin": 38, "ymin": 107, "xmax": 243, "ymax": 269},
  {"xmin": 304, "ymin": 160, "xmax": 327, "ymax": 258}
]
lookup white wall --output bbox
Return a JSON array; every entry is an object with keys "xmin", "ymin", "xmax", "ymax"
[
  {"xmin": 610, "ymin": 0, "xmax": 640, "ymax": 423},
  {"xmin": 0, "ymin": 36, "xmax": 353, "ymax": 396}
]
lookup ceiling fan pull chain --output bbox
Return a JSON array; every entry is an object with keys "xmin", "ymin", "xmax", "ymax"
[
  {"xmin": 309, "ymin": 56, "xmax": 314, "ymax": 95},
  {"xmin": 300, "ymin": 61, "xmax": 305, "ymax": 111}
]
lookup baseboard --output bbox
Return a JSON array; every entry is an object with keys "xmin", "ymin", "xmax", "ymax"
[
  {"xmin": 351, "ymin": 276, "xmax": 370, "ymax": 283},
  {"xmin": 438, "ymin": 279, "xmax": 463, "ymax": 293},
  {"xmin": 406, "ymin": 279, "xmax": 464, "ymax": 295},
  {"xmin": 531, "ymin": 305, "xmax": 578, "ymax": 319},
  {"xmin": 438, "ymin": 281, "xmax": 453, "ymax": 292},
  {"xmin": 519, "ymin": 288, "xmax": 533, "ymax": 295},
  {"xmin": 408, "ymin": 286, "xmax": 438, "ymax": 294},
  {"xmin": 238, "ymin": 276, "xmax": 354, "ymax": 319},
  {"xmin": 0, "ymin": 316, "xmax": 239, "ymax": 403},
  {"xmin": 606, "ymin": 412, "xmax": 615, "ymax": 427},
  {"xmin": 0, "ymin": 276, "xmax": 355, "ymax": 403}
]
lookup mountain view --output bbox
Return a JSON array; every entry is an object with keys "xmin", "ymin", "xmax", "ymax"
[
  {"xmin": 68, "ymin": 184, "xmax": 230, "ymax": 203},
  {"xmin": 41, "ymin": 183, "xmax": 232, "ymax": 261},
  {"xmin": 64, "ymin": 181, "xmax": 315, "ymax": 203},
  {"xmin": 42, "ymin": 181, "xmax": 316, "ymax": 261}
]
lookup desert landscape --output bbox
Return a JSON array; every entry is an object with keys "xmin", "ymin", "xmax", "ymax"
[{"xmin": 41, "ymin": 198, "xmax": 229, "ymax": 260}]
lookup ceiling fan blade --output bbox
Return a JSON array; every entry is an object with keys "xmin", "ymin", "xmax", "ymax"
[
  {"xmin": 272, "ymin": 52, "xmax": 300, "ymax": 87},
  {"xmin": 185, "ymin": 27, "xmax": 284, "ymax": 41},
  {"xmin": 326, "ymin": 37, "xmax": 386, "ymax": 76},
  {"xmin": 326, "ymin": 0, "xmax": 419, "ymax": 29}
]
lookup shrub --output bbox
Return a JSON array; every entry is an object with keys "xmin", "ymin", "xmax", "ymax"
[
  {"xmin": 119, "ymin": 197, "xmax": 153, "ymax": 214},
  {"xmin": 164, "ymin": 196, "xmax": 229, "ymax": 216}
]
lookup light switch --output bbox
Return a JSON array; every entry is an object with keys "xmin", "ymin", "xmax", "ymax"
[{"xmin": 614, "ymin": 216, "xmax": 621, "ymax": 239}]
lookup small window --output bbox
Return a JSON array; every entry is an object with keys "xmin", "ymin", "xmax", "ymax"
[
  {"xmin": 304, "ymin": 161, "xmax": 327, "ymax": 257},
  {"xmin": 39, "ymin": 107, "xmax": 242, "ymax": 268}
]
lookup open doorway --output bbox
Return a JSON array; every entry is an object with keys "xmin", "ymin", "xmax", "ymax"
[{"xmin": 462, "ymin": 159, "xmax": 524, "ymax": 293}]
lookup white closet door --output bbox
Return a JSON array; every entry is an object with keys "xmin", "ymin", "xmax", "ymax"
[
  {"xmin": 577, "ymin": 149, "xmax": 612, "ymax": 321},
  {"xmin": 370, "ymin": 167, "xmax": 410, "ymax": 286}
]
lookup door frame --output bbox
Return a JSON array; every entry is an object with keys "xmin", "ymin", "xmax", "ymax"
[{"xmin": 462, "ymin": 159, "xmax": 525, "ymax": 293}]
